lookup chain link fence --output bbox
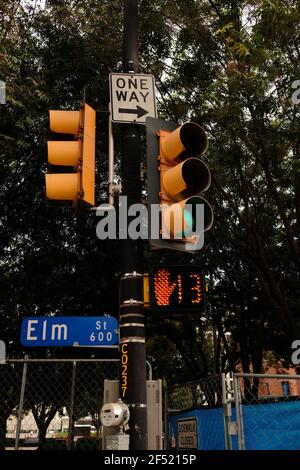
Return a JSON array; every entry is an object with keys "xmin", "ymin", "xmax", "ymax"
[
  {"xmin": 166, "ymin": 372, "xmax": 300, "ymax": 450},
  {"xmin": 165, "ymin": 375, "xmax": 231, "ymax": 450},
  {"xmin": 3, "ymin": 362, "xmax": 300, "ymax": 451},
  {"xmin": 0, "ymin": 359, "xmax": 119, "ymax": 450},
  {"xmin": 233, "ymin": 373, "xmax": 300, "ymax": 450}
]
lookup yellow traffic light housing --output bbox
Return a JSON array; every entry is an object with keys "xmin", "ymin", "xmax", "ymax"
[
  {"xmin": 146, "ymin": 117, "xmax": 213, "ymax": 251},
  {"xmin": 159, "ymin": 123, "xmax": 213, "ymax": 240},
  {"xmin": 143, "ymin": 273, "xmax": 150, "ymax": 308},
  {"xmin": 46, "ymin": 103, "xmax": 96, "ymax": 208}
]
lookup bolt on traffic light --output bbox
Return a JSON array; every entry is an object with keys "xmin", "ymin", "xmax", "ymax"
[
  {"xmin": 46, "ymin": 102, "xmax": 96, "ymax": 209},
  {"xmin": 146, "ymin": 117, "xmax": 213, "ymax": 251}
]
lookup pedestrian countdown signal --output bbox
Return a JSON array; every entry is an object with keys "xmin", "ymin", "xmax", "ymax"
[{"xmin": 150, "ymin": 265, "xmax": 205, "ymax": 313}]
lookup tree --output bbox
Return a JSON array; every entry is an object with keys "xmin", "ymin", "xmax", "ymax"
[
  {"xmin": 0, "ymin": 363, "xmax": 22, "ymax": 449},
  {"xmin": 1, "ymin": 0, "xmax": 300, "ymax": 400},
  {"xmin": 23, "ymin": 361, "xmax": 71, "ymax": 448},
  {"xmin": 143, "ymin": 0, "xmax": 300, "ymax": 383}
]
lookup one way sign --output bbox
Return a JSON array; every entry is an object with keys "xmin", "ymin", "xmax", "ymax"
[{"xmin": 109, "ymin": 73, "xmax": 157, "ymax": 124}]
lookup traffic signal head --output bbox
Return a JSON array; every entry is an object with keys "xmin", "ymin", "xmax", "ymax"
[
  {"xmin": 46, "ymin": 103, "xmax": 96, "ymax": 208},
  {"xmin": 146, "ymin": 117, "xmax": 213, "ymax": 251}
]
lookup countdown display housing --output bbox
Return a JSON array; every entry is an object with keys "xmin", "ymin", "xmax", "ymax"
[{"xmin": 150, "ymin": 265, "xmax": 205, "ymax": 313}]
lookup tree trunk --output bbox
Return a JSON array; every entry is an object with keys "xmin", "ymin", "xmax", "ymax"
[
  {"xmin": 32, "ymin": 405, "xmax": 58, "ymax": 450},
  {"xmin": 37, "ymin": 424, "xmax": 47, "ymax": 450},
  {"xmin": 0, "ymin": 411, "xmax": 8, "ymax": 450},
  {"xmin": 251, "ymin": 221, "xmax": 298, "ymax": 337}
]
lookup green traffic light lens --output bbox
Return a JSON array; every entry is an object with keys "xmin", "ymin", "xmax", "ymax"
[
  {"xmin": 183, "ymin": 208, "xmax": 194, "ymax": 236},
  {"xmin": 172, "ymin": 207, "xmax": 194, "ymax": 238},
  {"xmin": 183, "ymin": 197, "xmax": 214, "ymax": 236}
]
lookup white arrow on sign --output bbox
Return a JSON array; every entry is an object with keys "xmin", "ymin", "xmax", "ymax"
[
  {"xmin": 109, "ymin": 73, "xmax": 157, "ymax": 124},
  {"xmin": 118, "ymin": 105, "xmax": 148, "ymax": 119}
]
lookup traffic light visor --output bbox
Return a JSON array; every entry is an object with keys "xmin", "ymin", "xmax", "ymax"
[
  {"xmin": 47, "ymin": 141, "xmax": 80, "ymax": 167},
  {"xmin": 49, "ymin": 110, "xmax": 80, "ymax": 135},
  {"xmin": 161, "ymin": 122, "xmax": 208, "ymax": 161},
  {"xmin": 46, "ymin": 173, "xmax": 80, "ymax": 201},
  {"xmin": 163, "ymin": 158, "xmax": 211, "ymax": 197}
]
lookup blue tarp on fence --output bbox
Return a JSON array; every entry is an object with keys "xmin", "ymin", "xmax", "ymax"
[
  {"xmin": 169, "ymin": 400, "xmax": 300, "ymax": 450},
  {"xmin": 242, "ymin": 400, "xmax": 300, "ymax": 450}
]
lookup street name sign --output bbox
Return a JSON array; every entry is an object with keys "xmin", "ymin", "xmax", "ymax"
[
  {"xmin": 20, "ymin": 316, "xmax": 118, "ymax": 347},
  {"xmin": 109, "ymin": 73, "xmax": 157, "ymax": 124}
]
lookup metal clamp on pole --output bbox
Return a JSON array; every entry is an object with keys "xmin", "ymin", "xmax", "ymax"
[
  {"xmin": 120, "ymin": 321, "xmax": 145, "ymax": 338},
  {"xmin": 120, "ymin": 299, "xmax": 144, "ymax": 307},
  {"xmin": 120, "ymin": 313, "xmax": 144, "ymax": 319},
  {"xmin": 120, "ymin": 336, "xmax": 145, "ymax": 344},
  {"xmin": 121, "ymin": 271, "xmax": 143, "ymax": 280},
  {"xmin": 127, "ymin": 403, "xmax": 147, "ymax": 408}
]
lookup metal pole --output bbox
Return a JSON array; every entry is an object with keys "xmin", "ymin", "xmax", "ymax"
[
  {"xmin": 15, "ymin": 358, "xmax": 28, "ymax": 450},
  {"xmin": 233, "ymin": 374, "xmax": 245, "ymax": 450},
  {"xmin": 146, "ymin": 360, "xmax": 152, "ymax": 381},
  {"xmin": 119, "ymin": 0, "xmax": 147, "ymax": 450},
  {"xmin": 210, "ymin": 272, "xmax": 218, "ymax": 374},
  {"xmin": 67, "ymin": 361, "xmax": 76, "ymax": 450},
  {"xmin": 221, "ymin": 373, "xmax": 229, "ymax": 450},
  {"xmin": 108, "ymin": 102, "xmax": 115, "ymax": 205},
  {"xmin": 221, "ymin": 373, "xmax": 233, "ymax": 450},
  {"xmin": 0, "ymin": 340, "xmax": 6, "ymax": 364},
  {"xmin": 235, "ymin": 372, "xmax": 300, "ymax": 379},
  {"xmin": 164, "ymin": 389, "xmax": 169, "ymax": 450}
]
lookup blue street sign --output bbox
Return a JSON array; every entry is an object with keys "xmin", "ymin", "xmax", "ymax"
[{"xmin": 20, "ymin": 316, "xmax": 119, "ymax": 347}]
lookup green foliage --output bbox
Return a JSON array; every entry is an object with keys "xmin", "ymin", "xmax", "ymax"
[
  {"xmin": 144, "ymin": 0, "xmax": 300, "ymax": 383},
  {"xmin": 0, "ymin": 1, "xmax": 121, "ymax": 359},
  {"xmin": 1, "ymin": 0, "xmax": 300, "ymax": 391}
]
